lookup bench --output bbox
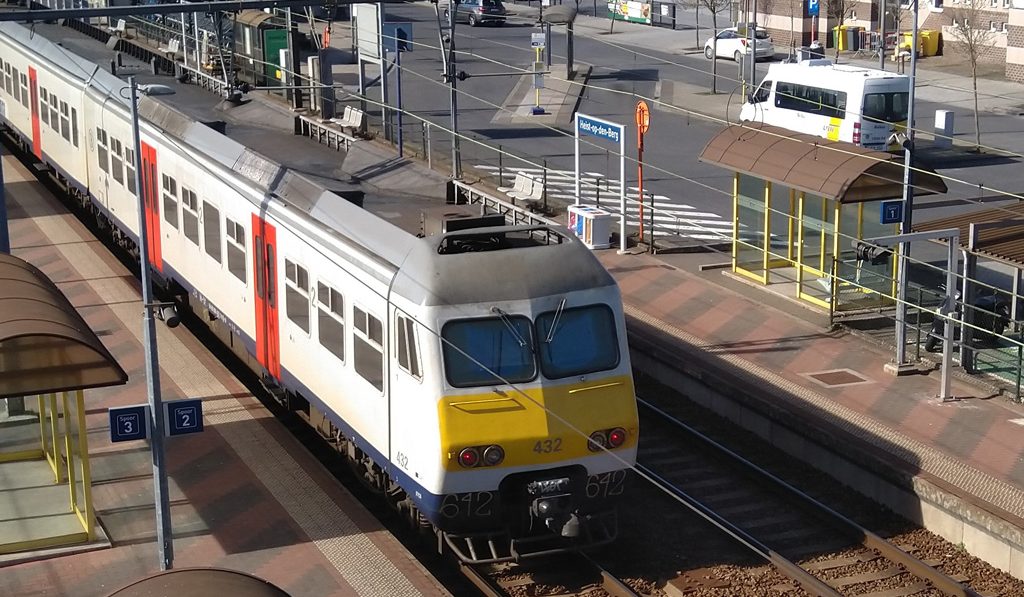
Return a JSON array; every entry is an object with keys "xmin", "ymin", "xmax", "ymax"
[
  {"xmin": 331, "ymin": 105, "xmax": 366, "ymax": 135},
  {"xmin": 159, "ymin": 37, "xmax": 181, "ymax": 59},
  {"xmin": 109, "ymin": 18, "xmax": 127, "ymax": 38},
  {"xmin": 508, "ymin": 173, "xmax": 544, "ymax": 203},
  {"xmin": 497, "ymin": 171, "xmax": 529, "ymax": 194}
]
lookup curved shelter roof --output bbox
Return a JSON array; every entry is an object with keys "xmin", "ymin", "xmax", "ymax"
[
  {"xmin": 0, "ymin": 253, "xmax": 127, "ymax": 399},
  {"xmin": 699, "ymin": 124, "xmax": 947, "ymax": 203},
  {"xmin": 107, "ymin": 568, "xmax": 291, "ymax": 597}
]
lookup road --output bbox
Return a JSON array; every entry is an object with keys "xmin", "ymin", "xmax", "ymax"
[{"xmin": 364, "ymin": 2, "xmax": 1024, "ymax": 244}]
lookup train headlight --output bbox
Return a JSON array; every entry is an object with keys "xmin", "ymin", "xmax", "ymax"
[
  {"xmin": 458, "ymin": 447, "xmax": 480, "ymax": 468},
  {"xmin": 607, "ymin": 427, "xmax": 627, "ymax": 448},
  {"xmin": 588, "ymin": 431, "xmax": 607, "ymax": 452},
  {"xmin": 482, "ymin": 445, "xmax": 505, "ymax": 466}
]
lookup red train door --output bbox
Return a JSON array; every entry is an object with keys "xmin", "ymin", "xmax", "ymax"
[
  {"xmin": 251, "ymin": 214, "xmax": 281, "ymax": 379},
  {"xmin": 140, "ymin": 142, "xmax": 162, "ymax": 272},
  {"xmin": 28, "ymin": 67, "xmax": 41, "ymax": 159}
]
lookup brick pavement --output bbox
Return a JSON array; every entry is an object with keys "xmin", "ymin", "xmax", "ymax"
[{"xmin": 599, "ymin": 249, "xmax": 1024, "ymax": 521}]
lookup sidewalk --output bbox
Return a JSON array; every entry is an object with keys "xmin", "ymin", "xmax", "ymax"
[{"xmin": 501, "ymin": 2, "xmax": 1024, "ymax": 123}]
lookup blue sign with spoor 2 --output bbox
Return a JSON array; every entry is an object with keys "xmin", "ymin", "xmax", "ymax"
[
  {"xmin": 109, "ymin": 404, "xmax": 149, "ymax": 443},
  {"xmin": 165, "ymin": 399, "xmax": 204, "ymax": 437},
  {"xmin": 577, "ymin": 114, "xmax": 623, "ymax": 144}
]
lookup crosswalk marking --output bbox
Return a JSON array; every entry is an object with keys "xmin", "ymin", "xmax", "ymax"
[{"xmin": 475, "ymin": 165, "xmax": 739, "ymax": 241}]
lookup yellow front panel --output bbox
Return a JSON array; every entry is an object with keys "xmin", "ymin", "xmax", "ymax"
[{"xmin": 437, "ymin": 374, "xmax": 638, "ymax": 471}]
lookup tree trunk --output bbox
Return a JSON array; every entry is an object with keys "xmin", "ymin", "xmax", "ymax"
[
  {"xmin": 972, "ymin": 59, "xmax": 981, "ymax": 151},
  {"xmin": 695, "ymin": 6, "xmax": 700, "ymax": 49}
]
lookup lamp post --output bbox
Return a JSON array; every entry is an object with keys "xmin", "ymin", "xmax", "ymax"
[{"xmin": 128, "ymin": 76, "xmax": 175, "ymax": 570}]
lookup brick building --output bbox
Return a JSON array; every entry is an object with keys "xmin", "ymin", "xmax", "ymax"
[{"xmin": 746, "ymin": 0, "xmax": 1016, "ymax": 67}]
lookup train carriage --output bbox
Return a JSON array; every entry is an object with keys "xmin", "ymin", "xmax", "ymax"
[{"xmin": 0, "ymin": 20, "xmax": 639, "ymax": 563}]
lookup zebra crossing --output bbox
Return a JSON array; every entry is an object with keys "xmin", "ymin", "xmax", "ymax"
[{"xmin": 474, "ymin": 165, "xmax": 735, "ymax": 242}]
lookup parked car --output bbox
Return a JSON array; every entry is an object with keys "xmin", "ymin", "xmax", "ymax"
[
  {"xmin": 704, "ymin": 27, "xmax": 776, "ymax": 62},
  {"xmin": 443, "ymin": 0, "xmax": 507, "ymax": 26}
]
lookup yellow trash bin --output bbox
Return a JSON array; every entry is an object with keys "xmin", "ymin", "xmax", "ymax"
[
  {"xmin": 920, "ymin": 30, "xmax": 939, "ymax": 56},
  {"xmin": 901, "ymin": 31, "xmax": 923, "ymax": 55},
  {"xmin": 833, "ymin": 26, "xmax": 848, "ymax": 51}
]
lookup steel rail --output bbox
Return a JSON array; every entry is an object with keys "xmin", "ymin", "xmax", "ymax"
[{"xmin": 637, "ymin": 397, "xmax": 981, "ymax": 597}]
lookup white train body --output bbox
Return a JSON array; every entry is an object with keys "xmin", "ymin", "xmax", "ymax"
[{"xmin": 0, "ymin": 21, "xmax": 639, "ymax": 562}]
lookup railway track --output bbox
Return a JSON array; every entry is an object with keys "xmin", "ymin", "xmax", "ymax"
[
  {"xmin": 461, "ymin": 553, "xmax": 642, "ymax": 597},
  {"xmin": 637, "ymin": 397, "xmax": 981, "ymax": 597}
]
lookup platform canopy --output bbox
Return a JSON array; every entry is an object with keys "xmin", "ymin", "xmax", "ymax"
[
  {"xmin": 0, "ymin": 253, "xmax": 127, "ymax": 399},
  {"xmin": 913, "ymin": 203, "xmax": 1024, "ymax": 267},
  {"xmin": 699, "ymin": 124, "xmax": 947, "ymax": 203}
]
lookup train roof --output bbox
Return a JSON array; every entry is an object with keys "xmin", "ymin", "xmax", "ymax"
[
  {"xmin": 395, "ymin": 226, "xmax": 617, "ymax": 306},
  {"xmin": 0, "ymin": 21, "xmax": 619, "ymax": 306}
]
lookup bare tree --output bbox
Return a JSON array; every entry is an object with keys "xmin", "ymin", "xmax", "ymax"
[
  {"xmin": 949, "ymin": 0, "xmax": 996, "ymax": 151},
  {"xmin": 822, "ymin": 0, "xmax": 856, "ymax": 58},
  {"xmin": 699, "ymin": 0, "xmax": 733, "ymax": 93}
]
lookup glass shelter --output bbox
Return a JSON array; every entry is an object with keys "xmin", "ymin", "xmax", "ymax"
[
  {"xmin": 700, "ymin": 125, "xmax": 947, "ymax": 313},
  {"xmin": 0, "ymin": 254, "xmax": 128, "ymax": 554}
]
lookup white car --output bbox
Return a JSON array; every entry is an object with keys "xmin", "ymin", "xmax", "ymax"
[{"xmin": 704, "ymin": 27, "xmax": 776, "ymax": 62}]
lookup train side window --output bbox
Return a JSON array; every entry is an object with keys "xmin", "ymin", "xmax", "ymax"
[
  {"xmin": 39, "ymin": 87, "xmax": 49, "ymax": 126},
  {"xmin": 0, "ymin": 59, "xmax": 5, "ymax": 93},
  {"xmin": 181, "ymin": 187, "xmax": 200, "ymax": 246},
  {"xmin": 110, "ymin": 138, "xmax": 124, "ymax": 185},
  {"xmin": 317, "ymin": 282, "xmax": 344, "ymax": 361},
  {"xmin": 353, "ymin": 306, "xmax": 384, "ymax": 392},
  {"xmin": 284, "ymin": 259, "xmax": 310, "ymax": 333},
  {"xmin": 20, "ymin": 73, "xmax": 28, "ymax": 109},
  {"xmin": 96, "ymin": 128, "xmax": 109, "ymax": 173},
  {"xmin": 161, "ymin": 174, "xmax": 178, "ymax": 228},
  {"xmin": 71, "ymin": 107, "xmax": 78, "ymax": 147},
  {"xmin": 265, "ymin": 245, "xmax": 275, "ymax": 307},
  {"xmin": 3, "ymin": 63, "xmax": 11, "ymax": 96},
  {"xmin": 396, "ymin": 314, "xmax": 421, "ymax": 379},
  {"xmin": 225, "ymin": 218, "xmax": 247, "ymax": 283},
  {"xmin": 124, "ymin": 146, "xmax": 136, "ymax": 195},
  {"xmin": 254, "ymin": 235, "xmax": 265, "ymax": 299},
  {"xmin": 202, "ymin": 201, "xmax": 222, "ymax": 263},
  {"xmin": 59, "ymin": 101, "xmax": 70, "ymax": 141},
  {"xmin": 48, "ymin": 92, "xmax": 58, "ymax": 131},
  {"xmin": 10, "ymin": 67, "xmax": 18, "ymax": 101}
]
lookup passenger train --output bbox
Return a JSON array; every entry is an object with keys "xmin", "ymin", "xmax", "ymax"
[{"xmin": 0, "ymin": 21, "xmax": 639, "ymax": 562}]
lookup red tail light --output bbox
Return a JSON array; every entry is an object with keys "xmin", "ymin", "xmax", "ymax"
[
  {"xmin": 853, "ymin": 121, "xmax": 862, "ymax": 145},
  {"xmin": 740, "ymin": 39, "xmax": 748, "ymax": 46},
  {"xmin": 459, "ymin": 447, "xmax": 480, "ymax": 467},
  {"xmin": 608, "ymin": 428, "xmax": 627, "ymax": 448}
]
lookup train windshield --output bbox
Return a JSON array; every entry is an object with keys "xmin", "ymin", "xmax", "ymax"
[
  {"xmin": 536, "ymin": 305, "xmax": 619, "ymax": 379},
  {"xmin": 442, "ymin": 316, "xmax": 537, "ymax": 387}
]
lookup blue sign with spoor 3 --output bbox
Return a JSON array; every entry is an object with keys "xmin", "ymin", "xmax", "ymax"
[{"xmin": 109, "ymin": 404, "xmax": 149, "ymax": 443}]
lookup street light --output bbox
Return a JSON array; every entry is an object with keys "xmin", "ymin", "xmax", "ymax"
[{"xmin": 127, "ymin": 76, "xmax": 176, "ymax": 571}]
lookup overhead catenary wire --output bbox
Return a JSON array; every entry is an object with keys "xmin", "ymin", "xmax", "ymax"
[{"xmin": 120, "ymin": 11, "xmax": 1024, "ymax": 229}]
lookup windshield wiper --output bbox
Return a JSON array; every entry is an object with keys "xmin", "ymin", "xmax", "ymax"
[
  {"xmin": 544, "ymin": 298, "xmax": 567, "ymax": 344},
  {"xmin": 491, "ymin": 306, "xmax": 531, "ymax": 350}
]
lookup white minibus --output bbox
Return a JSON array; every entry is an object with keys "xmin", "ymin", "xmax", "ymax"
[{"xmin": 739, "ymin": 60, "xmax": 910, "ymax": 150}]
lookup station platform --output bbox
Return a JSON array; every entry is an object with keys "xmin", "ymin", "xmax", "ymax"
[
  {"xmin": 0, "ymin": 153, "xmax": 449, "ymax": 596},
  {"xmin": 599, "ymin": 247, "xmax": 1024, "ymax": 578}
]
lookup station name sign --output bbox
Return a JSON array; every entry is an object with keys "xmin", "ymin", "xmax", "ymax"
[{"xmin": 576, "ymin": 114, "xmax": 623, "ymax": 144}]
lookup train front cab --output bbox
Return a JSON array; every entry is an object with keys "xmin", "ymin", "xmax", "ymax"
[{"xmin": 431, "ymin": 299, "xmax": 638, "ymax": 563}]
